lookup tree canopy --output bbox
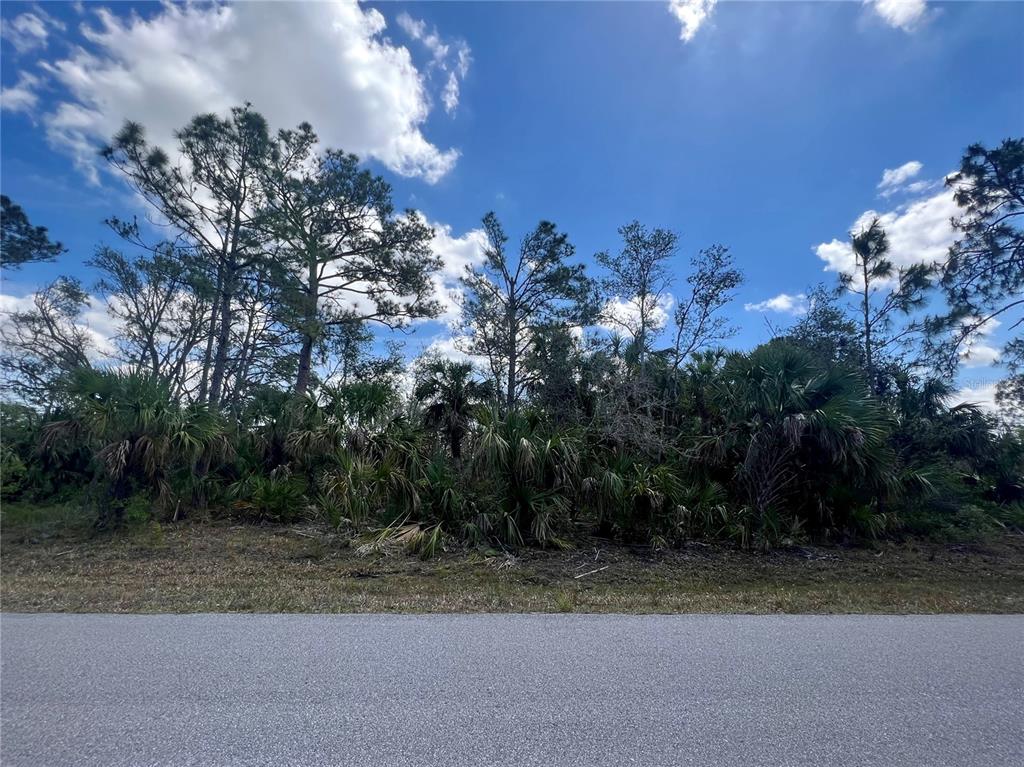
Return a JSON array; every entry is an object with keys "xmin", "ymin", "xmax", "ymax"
[
  {"xmin": 2, "ymin": 115, "xmax": 1021, "ymax": 551},
  {"xmin": 1, "ymin": 195, "xmax": 66, "ymax": 270}
]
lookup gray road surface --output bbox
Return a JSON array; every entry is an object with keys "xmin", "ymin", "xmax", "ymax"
[{"xmin": 2, "ymin": 614, "xmax": 1022, "ymax": 766}]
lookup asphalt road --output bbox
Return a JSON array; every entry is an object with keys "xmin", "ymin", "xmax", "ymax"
[{"xmin": 1, "ymin": 614, "xmax": 1022, "ymax": 766}]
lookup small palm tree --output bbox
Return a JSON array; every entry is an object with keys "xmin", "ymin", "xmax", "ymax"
[
  {"xmin": 470, "ymin": 409, "xmax": 580, "ymax": 547},
  {"xmin": 697, "ymin": 341, "xmax": 895, "ymax": 545},
  {"xmin": 41, "ymin": 368, "xmax": 228, "ymax": 525},
  {"xmin": 414, "ymin": 360, "xmax": 493, "ymax": 462}
]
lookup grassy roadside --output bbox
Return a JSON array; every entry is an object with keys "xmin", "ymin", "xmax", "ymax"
[{"xmin": 2, "ymin": 508, "xmax": 1023, "ymax": 614}]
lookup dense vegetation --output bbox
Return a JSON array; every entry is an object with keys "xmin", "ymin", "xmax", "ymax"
[{"xmin": 1, "ymin": 110, "xmax": 1021, "ymax": 553}]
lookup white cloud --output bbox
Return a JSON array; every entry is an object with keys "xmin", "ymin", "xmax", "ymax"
[
  {"xmin": 0, "ymin": 290, "xmax": 117, "ymax": 361},
  {"xmin": 2, "ymin": 12, "xmax": 51, "ymax": 54},
  {"xmin": 815, "ymin": 185, "xmax": 959, "ymax": 280},
  {"xmin": 815, "ymin": 238, "xmax": 857, "ymax": 276},
  {"xmin": 442, "ymin": 72, "xmax": 461, "ymax": 115},
  {"xmin": 0, "ymin": 293, "xmax": 37, "ymax": 315},
  {"xmin": 1, "ymin": 72, "xmax": 41, "ymax": 114},
  {"xmin": 395, "ymin": 11, "xmax": 471, "ymax": 115},
  {"xmin": 868, "ymin": 0, "xmax": 928, "ymax": 32},
  {"xmin": 962, "ymin": 345, "xmax": 1001, "ymax": 368},
  {"xmin": 959, "ymin": 317, "xmax": 1001, "ymax": 367},
  {"xmin": 599, "ymin": 294, "xmax": 674, "ymax": 337},
  {"xmin": 904, "ymin": 180, "xmax": 939, "ymax": 195},
  {"xmin": 744, "ymin": 292, "xmax": 808, "ymax": 315},
  {"xmin": 79, "ymin": 300, "xmax": 122, "ymax": 359},
  {"xmin": 668, "ymin": 0, "xmax": 718, "ymax": 43},
  {"xmin": 421, "ymin": 334, "xmax": 478, "ymax": 364},
  {"xmin": 420, "ymin": 218, "xmax": 489, "ymax": 325},
  {"xmin": 455, "ymin": 43, "xmax": 471, "ymax": 80},
  {"xmin": 431, "ymin": 222, "xmax": 489, "ymax": 282},
  {"xmin": 397, "ymin": 12, "xmax": 448, "ymax": 64},
  {"xmin": 953, "ymin": 381, "xmax": 1000, "ymax": 414},
  {"xmin": 869, "ymin": 191, "xmax": 959, "ymax": 267},
  {"xmin": 396, "ymin": 13, "xmax": 427, "ymax": 41},
  {"xmin": 878, "ymin": 160, "xmax": 922, "ymax": 195},
  {"xmin": 35, "ymin": 1, "xmax": 458, "ymax": 184}
]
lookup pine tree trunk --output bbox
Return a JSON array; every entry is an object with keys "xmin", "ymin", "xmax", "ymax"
[
  {"xmin": 294, "ymin": 262, "xmax": 319, "ymax": 397},
  {"xmin": 506, "ymin": 348, "xmax": 517, "ymax": 414},
  {"xmin": 861, "ymin": 257, "xmax": 873, "ymax": 389},
  {"xmin": 294, "ymin": 334, "xmax": 314, "ymax": 397},
  {"xmin": 207, "ymin": 269, "xmax": 235, "ymax": 408},
  {"xmin": 197, "ymin": 282, "xmax": 222, "ymax": 402},
  {"xmin": 450, "ymin": 426, "xmax": 463, "ymax": 463}
]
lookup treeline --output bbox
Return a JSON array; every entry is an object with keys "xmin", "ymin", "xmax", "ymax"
[{"xmin": 0, "ymin": 109, "xmax": 1021, "ymax": 551}]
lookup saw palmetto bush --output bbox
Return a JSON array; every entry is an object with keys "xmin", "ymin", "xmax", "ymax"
[
  {"xmin": 228, "ymin": 468, "xmax": 308, "ymax": 523},
  {"xmin": 16, "ymin": 339, "xmax": 1021, "ymax": 550},
  {"xmin": 464, "ymin": 409, "xmax": 582, "ymax": 547},
  {"xmin": 232, "ymin": 381, "xmax": 424, "ymax": 530},
  {"xmin": 1, "ymin": 402, "xmax": 92, "ymax": 501},
  {"xmin": 40, "ymin": 369, "xmax": 229, "ymax": 526},
  {"xmin": 319, "ymin": 449, "xmax": 421, "ymax": 528},
  {"xmin": 693, "ymin": 341, "xmax": 897, "ymax": 546},
  {"xmin": 580, "ymin": 456, "xmax": 689, "ymax": 543},
  {"xmin": 884, "ymin": 373, "xmax": 1024, "ymax": 538}
]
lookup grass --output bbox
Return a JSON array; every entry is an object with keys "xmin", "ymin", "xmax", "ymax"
[{"xmin": 2, "ymin": 502, "xmax": 1023, "ymax": 614}]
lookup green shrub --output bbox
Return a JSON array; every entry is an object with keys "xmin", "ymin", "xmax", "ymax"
[
  {"xmin": 0, "ymin": 501, "xmax": 91, "ymax": 541},
  {"xmin": 0, "ymin": 444, "xmax": 28, "ymax": 500},
  {"xmin": 229, "ymin": 471, "xmax": 308, "ymax": 523}
]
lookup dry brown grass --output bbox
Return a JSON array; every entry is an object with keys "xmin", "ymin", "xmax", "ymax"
[{"xmin": 2, "ymin": 513, "xmax": 1023, "ymax": 613}]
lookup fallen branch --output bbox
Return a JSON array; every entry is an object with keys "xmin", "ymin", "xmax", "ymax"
[{"xmin": 574, "ymin": 565, "xmax": 609, "ymax": 580}]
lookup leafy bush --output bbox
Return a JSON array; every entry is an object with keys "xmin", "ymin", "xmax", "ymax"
[
  {"xmin": 693, "ymin": 342, "xmax": 896, "ymax": 547},
  {"xmin": 38, "ymin": 370, "xmax": 230, "ymax": 526},
  {"xmin": 229, "ymin": 470, "xmax": 308, "ymax": 523},
  {"xmin": 7, "ymin": 341, "xmax": 1021, "ymax": 551},
  {"xmin": 0, "ymin": 444, "xmax": 28, "ymax": 500},
  {"xmin": 465, "ymin": 411, "xmax": 579, "ymax": 548}
]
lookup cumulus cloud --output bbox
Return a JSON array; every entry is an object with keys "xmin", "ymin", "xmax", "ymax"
[
  {"xmin": 814, "ymin": 184, "xmax": 959, "ymax": 280},
  {"xmin": 80, "ymin": 300, "xmax": 122, "ymax": 359},
  {"xmin": 904, "ymin": 179, "xmax": 940, "ymax": 195},
  {"xmin": 744, "ymin": 293, "xmax": 808, "ymax": 315},
  {"xmin": 877, "ymin": 160, "xmax": 923, "ymax": 195},
  {"xmin": 1, "ymin": 72, "xmax": 42, "ymax": 114},
  {"xmin": 868, "ymin": 0, "xmax": 928, "ymax": 32},
  {"xmin": 667, "ymin": 0, "xmax": 718, "ymax": 43},
  {"xmin": 961, "ymin": 344, "xmax": 1001, "ymax": 368},
  {"xmin": 419, "ymin": 218, "xmax": 489, "ymax": 325},
  {"xmin": 395, "ymin": 11, "xmax": 471, "ymax": 115},
  {"xmin": 33, "ymin": 1, "xmax": 458, "ymax": 184}
]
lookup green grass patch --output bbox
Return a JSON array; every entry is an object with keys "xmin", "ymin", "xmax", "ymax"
[
  {"xmin": 0, "ymin": 501, "xmax": 93, "ymax": 543},
  {"xmin": 2, "ymin": 514, "xmax": 1023, "ymax": 614}
]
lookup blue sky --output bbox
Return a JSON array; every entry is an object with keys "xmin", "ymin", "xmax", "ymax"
[{"xmin": 1, "ymin": 1, "xmax": 1022, "ymax": 404}]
